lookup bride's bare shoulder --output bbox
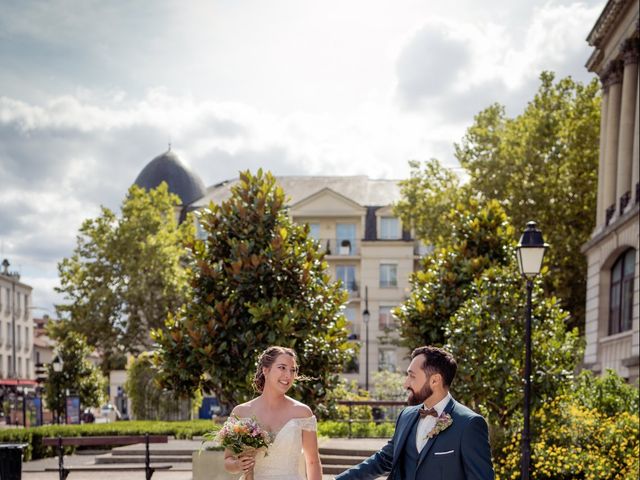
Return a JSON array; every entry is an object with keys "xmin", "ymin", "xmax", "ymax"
[
  {"xmin": 285, "ymin": 397, "xmax": 314, "ymax": 418},
  {"xmin": 231, "ymin": 399, "xmax": 258, "ymax": 417}
]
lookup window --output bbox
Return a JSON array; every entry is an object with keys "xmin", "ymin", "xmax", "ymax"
[
  {"xmin": 336, "ymin": 223, "xmax": 357, "ymax": 255},
  {"xmin": 24, "ymin": 294, "xmax": 28, "ymax": 318},
  {"xmin": 308, "ymin": 223, "xmax": 321, "ymax": 240},
  {"xmin": 7, "ymin": 323, "xmax": 11, "ymax": 346},
  {"xmin": 5, "ymin": 288, "xmax": 9, "ymax": 312},
  {"xmin": 17, "ymin": 325, "xmax": 21, "ymax": 349},
  {"xmin": 344, "ymin": 307, "xmax": 360, "ymax": 339},
  {"xmin": 380, "ymin": 217, "xmax": 400, "ymax": 240},
  {"xmin": 609, "ymin": 249, "xmax": 636, "ymax": 335},
  {"xmin": 378, "ymin": 349, "xmax": 397, "ymax": 372},
  {"xmin": 336, "ymin": 265, "xmax": 357, "ymax": 292},
  {"xmin": 0, "ymin": 354, "xmax": 3, "ymax": 377},
  {"xmin": 379, "ymin": 306, "xmax": 396, "ymax": 329},
  {"xmin": 379, "ymin": 264, "xmax": 398, "ymax": 288}
]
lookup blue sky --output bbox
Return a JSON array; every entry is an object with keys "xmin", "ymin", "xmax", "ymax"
[{"xmin": 0, "ymin": 0, "xmax": 604, "ymax": 313}]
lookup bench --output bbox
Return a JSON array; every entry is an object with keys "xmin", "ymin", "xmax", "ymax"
[{"xmin": 42, "ymin": 434, "xmax": 169, "ymax": 480}]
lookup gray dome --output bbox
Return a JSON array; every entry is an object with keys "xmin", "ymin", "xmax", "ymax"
[{"xmin": 134, "ymin": 149, "xmax": 206, "ymax": 205}]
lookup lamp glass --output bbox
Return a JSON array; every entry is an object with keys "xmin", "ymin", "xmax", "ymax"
[
  {"xmin": 362, "ymin": 310, "xmax": 370, "ymax": 324},
  {"xmin": 517, "ymin": 246, "xmax": 546, "ymax": 277},
  {"xmin": 52, "ymin": 356, "xmax": 62, "ymax": 373}
]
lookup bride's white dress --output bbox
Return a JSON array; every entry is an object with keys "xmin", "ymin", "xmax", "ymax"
[{"xmin": 243, "ymin": 415, "xmax": 317, "ymax": 480}]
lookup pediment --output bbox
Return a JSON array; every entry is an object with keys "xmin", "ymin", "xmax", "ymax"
[{"xmin": 290, "ymin": 188, "xmax": 366, "ymax": 217}]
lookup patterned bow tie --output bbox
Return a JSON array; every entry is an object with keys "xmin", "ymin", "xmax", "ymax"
[{"xmin": 418, "ymin": 407, "xmax": 438, "ymax": 418}]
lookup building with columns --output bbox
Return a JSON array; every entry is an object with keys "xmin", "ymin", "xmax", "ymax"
[{"xmin": 582, "ymin": 0, "xmax": 639, "ymax": 382}]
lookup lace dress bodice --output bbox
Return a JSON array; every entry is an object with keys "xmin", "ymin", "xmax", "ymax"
[{"xmin": 244, "ymin": 415, "xmax": 317, "ymax": 480}]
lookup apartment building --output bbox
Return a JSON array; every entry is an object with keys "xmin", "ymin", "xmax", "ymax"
[
  {"xmin": 0, "ymin": 259, "xmax": 34, "ymax": 383},
  {"xmin": 582, "ymin": 0, "xmax": 639, "ymax": 382}
]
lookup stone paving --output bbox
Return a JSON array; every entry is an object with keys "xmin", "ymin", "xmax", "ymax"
[{"xmin": 16, "ymin": 437, "xmax": 389, "ymax": 480}]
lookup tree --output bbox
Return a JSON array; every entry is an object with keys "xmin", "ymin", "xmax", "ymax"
[
  {"xmin": 394, "ymin": 159, "xmax": 463, "ymax": 246},
  {"xmin": 444, "ymin": 264, "xmax": 582, "ymax": 432},
  {"xmin": 44, "ymin": 331, "xmax": 106, "ymax": 420},
  {"xmin": 395, "ymin": 73, "xmax": 599, "ymax": 330},
  {"xmin": 154, "ymin": 170, "xmax": 355, "ymax": 416},
  {"xmin": 55, "ymin": 183, "xmax": 194, "ymax": 371},
  {"xmin": 395, "ymin": 198, "xmax": 582, "ymax": 458},
  {"xmin": 124, "ymin": 352, "xmax": 200, "ymax": 420},
  {"xmin": 455, "ymin": 72, "xmax": 600, "ymax": 330},
  {"xmin": 394, "ymin": 199, "xmax": 515, "ymax": 348}
]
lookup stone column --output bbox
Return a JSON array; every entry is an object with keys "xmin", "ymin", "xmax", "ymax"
[
  {"xmin": 596, "ymin": 83, "xmax": 609, "ymax": 229},
  {"xmin": 632, "ymin": 59, "xmax": 640, "ymax": 204},
  {"xmin": 616, "ymin": 40, "xmax": 639, "ymax": 214},
  {"xmin": 602, "ymin": 61, "xmax": 623, "ymax": 225}
]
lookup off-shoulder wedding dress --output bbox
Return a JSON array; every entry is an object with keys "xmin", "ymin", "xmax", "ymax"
[{"xmin": 243, "ymin": 415, "xmax": 317, "ymax": 480}]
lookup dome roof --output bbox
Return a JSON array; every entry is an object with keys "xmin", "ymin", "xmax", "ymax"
[{"xmin": 134, "ymin": 149, "xmax": 206, "ymax": 205}]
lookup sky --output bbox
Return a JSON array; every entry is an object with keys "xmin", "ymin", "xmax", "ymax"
[{"xmin": 0, "ymin": 0, "xmax": 605, "ymax": 314}]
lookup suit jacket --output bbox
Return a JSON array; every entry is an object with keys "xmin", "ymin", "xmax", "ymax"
[{"xmin": 335, "ymin": 398, "xmax": 494, "ymax": 480}]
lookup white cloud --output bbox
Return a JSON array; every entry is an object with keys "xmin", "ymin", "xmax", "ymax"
[{"xmin": 0, "ymin": 0, "xmax": 606, "ymax": 314}]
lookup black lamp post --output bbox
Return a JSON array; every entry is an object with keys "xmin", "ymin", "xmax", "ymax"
[
  {"xmin": 52, "ymin": 355, "xmax": 63, "ymax": 424},
  {"xmin": 362, "ymin": 286, "xmax": 370, "ymax": 391},
  {"xmin": 516, "ymin": 221, "xmax": 548, "ymax": 480}
]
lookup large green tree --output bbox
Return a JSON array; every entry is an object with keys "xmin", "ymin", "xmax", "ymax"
[
  {"xmin": 394, "ymin": 199, "xmax": 515, "ymax": 347},
  {"xmin": 455, "ymin": 72, "xmax": 600, "ymax": 329},
  {"xmin": 444, "ymin": 264, "xmax": 582, "ymax": 432},
  {"xmin": 154, "ymin": 170, "xmax": 355, "ymax": 416},
  {"xmin": 55, "ymin": 183, "xmax": 194, "ymax": 371},
  {"xmin": 44, "ymin": 331, "xmax": 106, "ymax": 420},
  {"xmin": 396, "ymin": 73, "xmax": 600, "ymax": 330}
]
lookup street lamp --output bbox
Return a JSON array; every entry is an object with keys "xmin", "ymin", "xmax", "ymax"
[
  {"xmin": 51, "ymin": 355, "xmax": 63, "ymax": 424},
  {"xmin": 516, "ymin": 221, "xmax": 548, "ymax": 480},
  {"xmin": 362, "ymin": 286, "xmax": 370, "ymax": 392}
]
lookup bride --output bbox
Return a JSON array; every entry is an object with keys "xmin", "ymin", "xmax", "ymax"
[{"xmin": 224, "ymin": 346, "xmax": 323, "ymax": 480}]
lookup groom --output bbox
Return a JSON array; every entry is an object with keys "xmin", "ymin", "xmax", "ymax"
[{"xmin": 336, "ymin": 346, "xmax": 494, "ymax": 479}]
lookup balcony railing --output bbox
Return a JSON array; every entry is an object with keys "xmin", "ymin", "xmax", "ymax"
[
  {"xmin": 339, "ymin": 280, "xmax": 360, "ymax": 298},
  {"xmin": 313, "ymin": 238, "xmax": 360, "ymax": 256}
]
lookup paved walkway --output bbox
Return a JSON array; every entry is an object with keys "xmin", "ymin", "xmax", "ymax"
[{"xmin": 17, "ymin": 437, "xmax": 389, "ymax": 480}]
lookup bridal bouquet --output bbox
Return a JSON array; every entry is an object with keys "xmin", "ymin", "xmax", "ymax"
[{"xmin": 203, "ymin": 415, "xmax": 273, "ymax": 480}]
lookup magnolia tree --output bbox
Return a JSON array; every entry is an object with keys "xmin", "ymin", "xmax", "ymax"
[{"xmin": 154, "ymin": 170, "xmax": 355, "ymax": 416}]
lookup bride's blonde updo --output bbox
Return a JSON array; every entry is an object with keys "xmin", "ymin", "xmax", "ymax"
[{"xmin": 253, "ymin": 346, "xmax": 298, "ymax": 392}]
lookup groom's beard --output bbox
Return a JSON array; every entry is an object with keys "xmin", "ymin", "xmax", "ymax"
[{"xmin": 407, "ymin": 383, "xmax": 433, "ymax": 406}]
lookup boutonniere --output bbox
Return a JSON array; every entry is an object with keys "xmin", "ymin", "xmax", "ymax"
[{"xmin": 425, "ymin": 413, "xmax": 453, "ymax": 439}]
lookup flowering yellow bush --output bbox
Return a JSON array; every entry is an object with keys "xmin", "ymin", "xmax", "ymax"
[{"xmin": 496, "ymin": 395, "xmax": 639, "ymax": 479}]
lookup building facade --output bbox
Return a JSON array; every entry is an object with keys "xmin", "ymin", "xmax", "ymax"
[
  {"xmin": 582, "ymin": 0, "xmax": 639, "ymax": 382},
  {"xmin": 0, "ymin": 260, "xmax": 34, "ymax": 382},
  {"xmin": 195, "ymin": 176, "xmax": 418, "ymax": 390}
]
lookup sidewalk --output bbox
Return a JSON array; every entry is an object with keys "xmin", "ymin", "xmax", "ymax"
[{"xmin": 19, "ymin": 436, "xmax": 389, "ymax": 480}]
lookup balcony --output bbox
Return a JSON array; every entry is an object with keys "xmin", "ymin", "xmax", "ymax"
[
  {"xmin": 313, "ymin": 238, "xmax": 360, "ymax": 256},
  {"xmin": 339, "ymin": 280, "xmax": 360, "ymax": 299}
]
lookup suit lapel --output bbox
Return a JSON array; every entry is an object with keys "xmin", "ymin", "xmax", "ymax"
[
  {"xmin": 393, "ymin": 405, "xmax": 421, "ymax": 463},
  {"xmin": 416, "ymin": 398, "xmax": 456, "ymax": 468}
]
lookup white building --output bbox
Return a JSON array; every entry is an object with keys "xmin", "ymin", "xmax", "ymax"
[
  {"xmin": 582, "ymin": 0, "xmax": 639, "ymax": 383},
  {"xmin": 0, "ymin": 259, "xmax": 35, "ymax": 384}
]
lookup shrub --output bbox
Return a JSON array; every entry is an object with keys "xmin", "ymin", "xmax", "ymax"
[{"xmin": 496, "ymin": 395, "xmax": 639, "ymax": 479}]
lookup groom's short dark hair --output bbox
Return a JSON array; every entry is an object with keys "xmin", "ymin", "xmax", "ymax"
[{"xmin": 411, "ymin": 346, "xmax": 457, "ymax": 387}]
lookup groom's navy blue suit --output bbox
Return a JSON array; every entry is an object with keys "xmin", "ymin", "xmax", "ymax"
[{"xmin": 335, "ymin": 397, "xmax": 494, "ymax": 480}]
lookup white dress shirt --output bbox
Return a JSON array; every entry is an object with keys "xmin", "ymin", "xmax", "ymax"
[{"xmin": 415, "ymin": 392, "xmax": 452, "ymax": 453}]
